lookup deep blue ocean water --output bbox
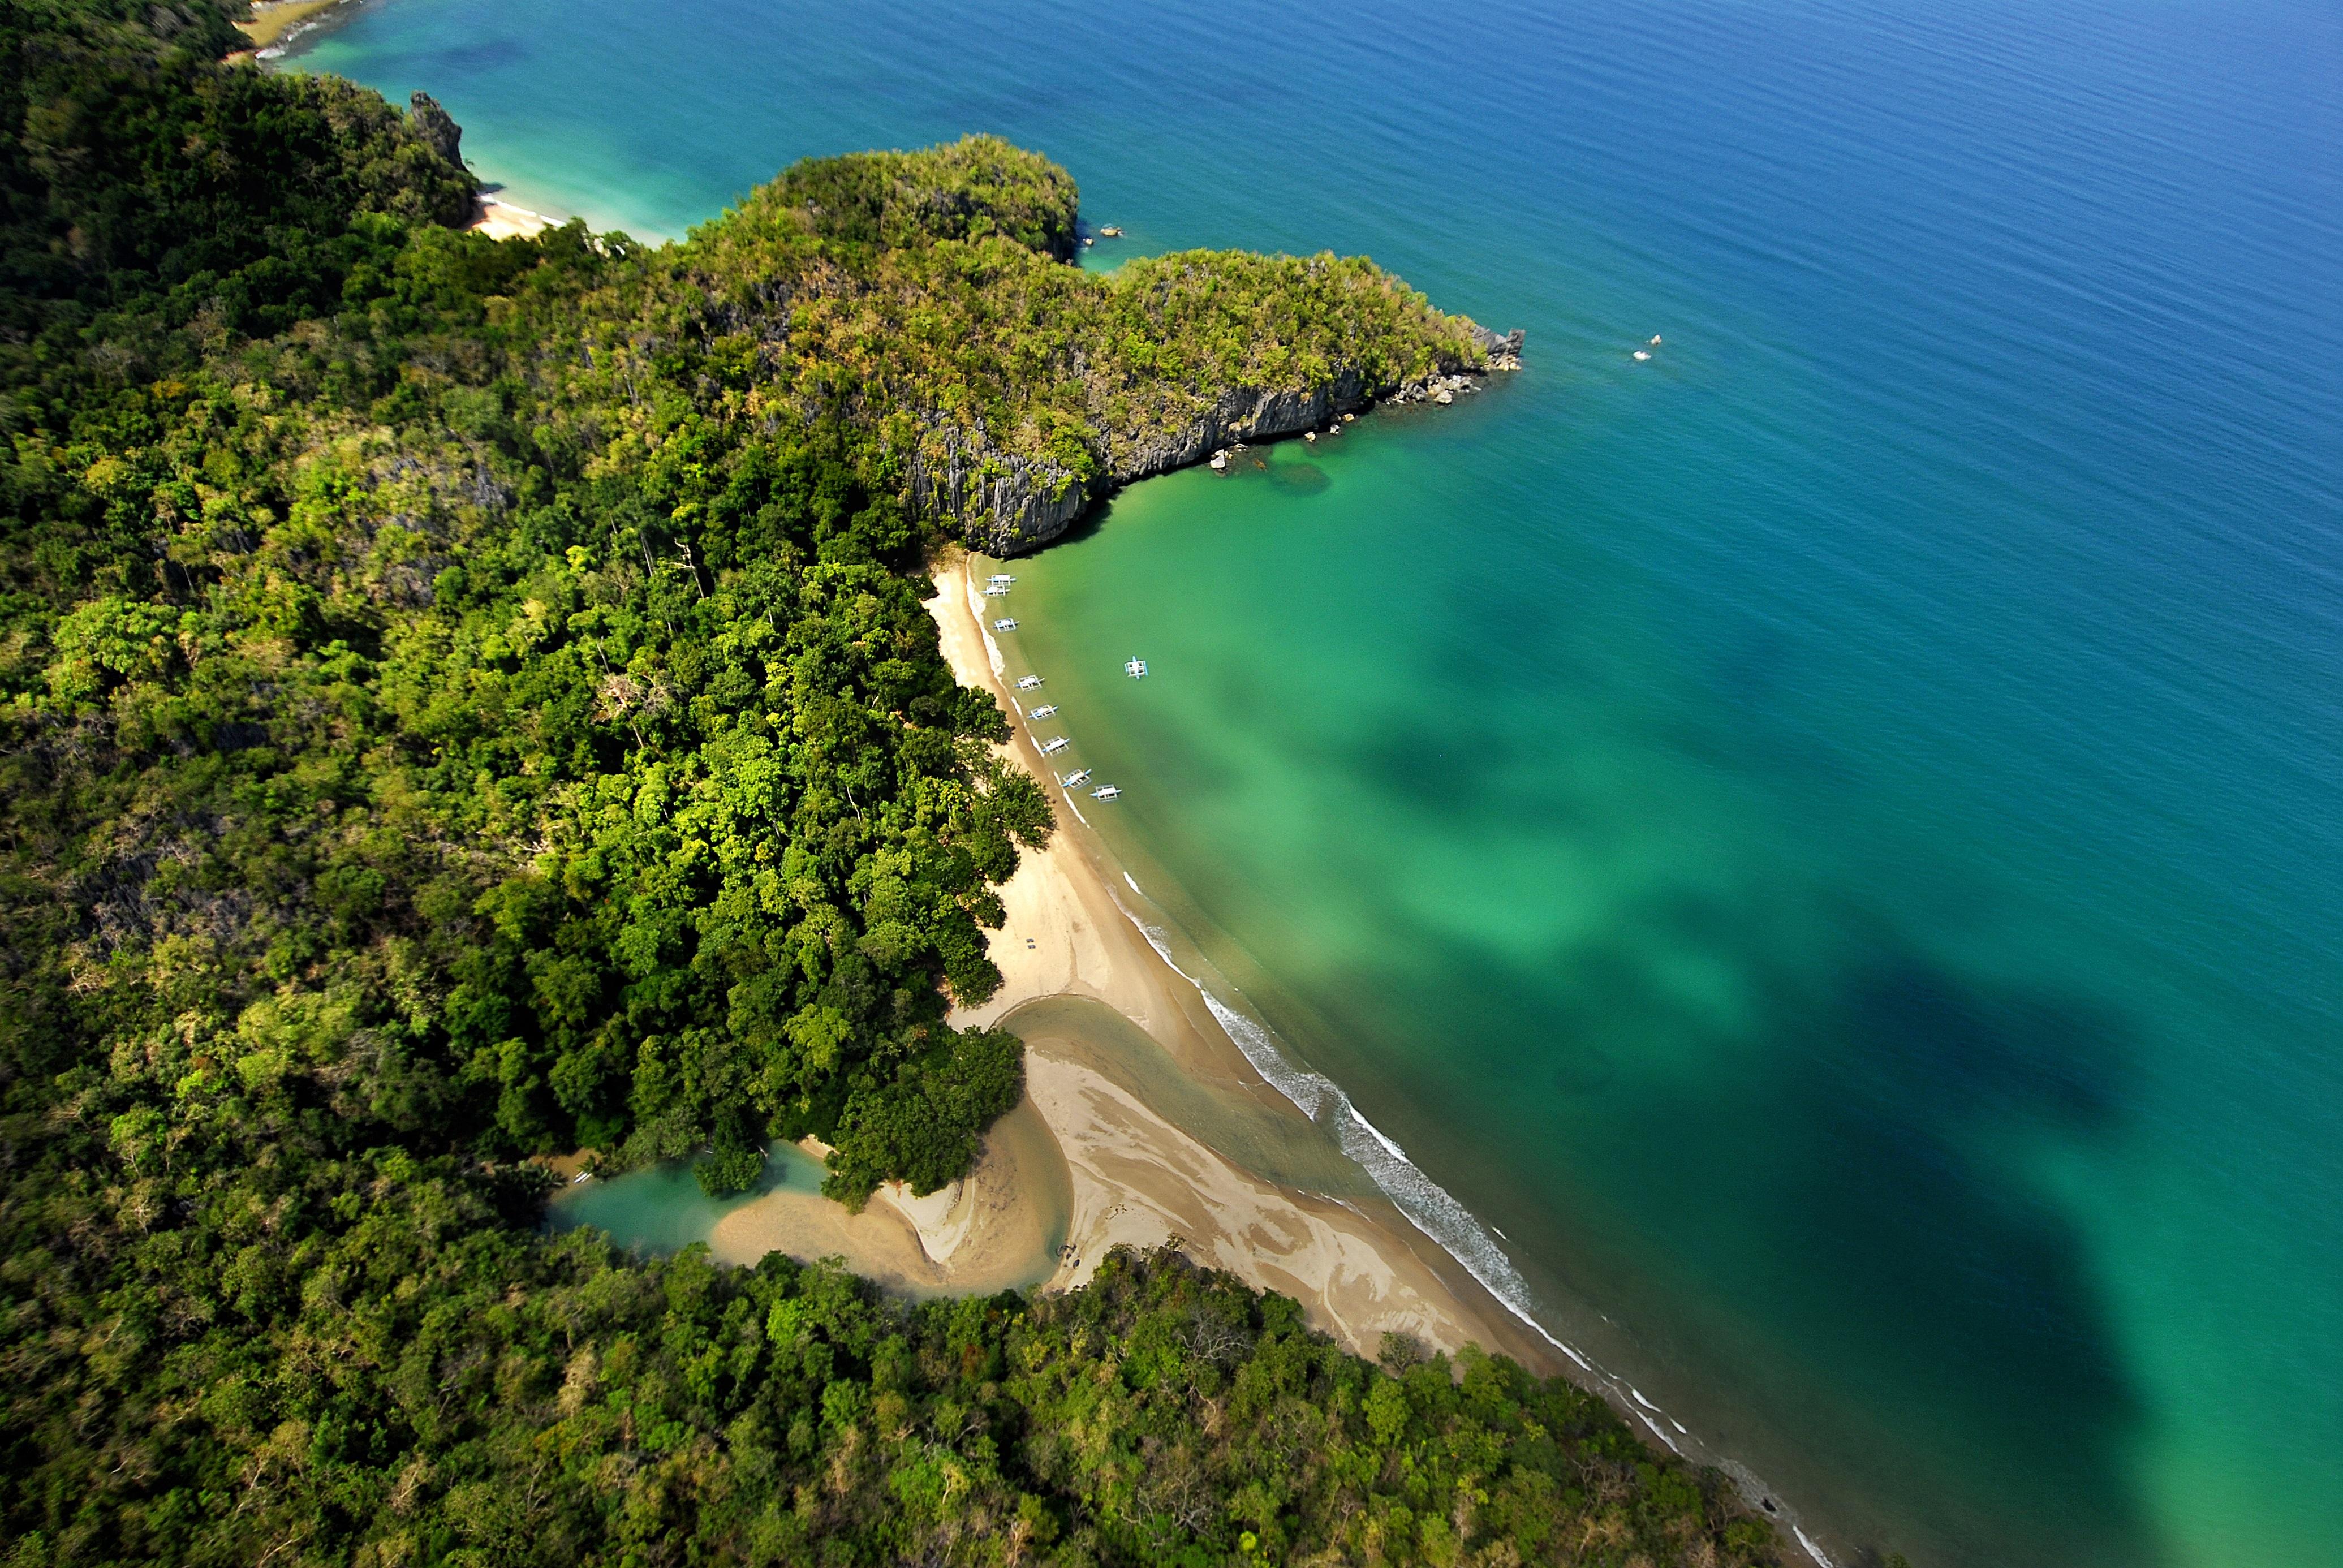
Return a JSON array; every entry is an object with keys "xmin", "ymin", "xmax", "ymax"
[{"xmin": 295, "ymin": 2, "xmax": 2343, "ymax": 1563}]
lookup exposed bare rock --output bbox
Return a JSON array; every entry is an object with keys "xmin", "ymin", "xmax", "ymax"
[
  {"xmin": 408, "ymin": 92, "xmax": 463, "ymax": 167},
  {"xmin": 927, "ymin": 328, "xmax": 1524, "ymax": 555},
  {"xmin": 907, "ymin": 427, "xmax": 1091, "ymax": 555}
]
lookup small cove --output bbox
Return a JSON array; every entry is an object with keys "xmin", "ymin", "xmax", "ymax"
[{"xmin": 544, "ymin": 1140, "xmax": 830, "ymax": 1257}]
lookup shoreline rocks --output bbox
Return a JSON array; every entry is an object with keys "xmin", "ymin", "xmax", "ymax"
[{"xmin": 918, "ymin": 324, "xmax": 1526, "ymax": 554}]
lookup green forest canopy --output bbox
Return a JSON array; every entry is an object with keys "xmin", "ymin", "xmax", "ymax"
[{"xmin": 0, "ymin": 3, "xmax": 1786, "ymax": 1563}]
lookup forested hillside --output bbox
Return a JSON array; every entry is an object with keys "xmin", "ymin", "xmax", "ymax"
[{"xmin": 0, "ymin": 5, "xmax": 1781, "ymax": 1563}]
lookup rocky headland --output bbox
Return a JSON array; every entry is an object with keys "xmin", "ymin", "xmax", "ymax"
[
  {"xmin": 683, "ymin": 138, "xmax": 1521, "ymax": 557},
  {"xmin": 908, "ymin": 325, "xmax": 1527, "ymax": 555}
]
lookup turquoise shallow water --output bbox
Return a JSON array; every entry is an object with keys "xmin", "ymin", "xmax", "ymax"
[
  {"xmin": 545, "ymin": 1142, "xmax": 829, "ymax": 1255},
  {"xmin": 298, "ymin": 2, "xmax": 2342, "ymax": 1563}
]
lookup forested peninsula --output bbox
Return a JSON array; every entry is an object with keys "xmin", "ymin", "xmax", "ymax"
[{"xmin": 0, "ymin": 4, "xmax": 1778, "ymax": 1563}]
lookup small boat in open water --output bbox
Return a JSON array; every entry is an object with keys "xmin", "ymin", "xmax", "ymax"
[
  {"xmin": 1091, "ymin": 785, "xmax": 1121, "ymax": 800},
  {"xmin": 1125, "ymin": 657, "xmax": 1148, "ymax": 679}
]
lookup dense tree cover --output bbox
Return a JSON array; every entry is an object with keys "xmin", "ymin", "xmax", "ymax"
[
  {"xmin": 0, "ymin": 8, "xmax": 1780, "ymax": 1564},
  {"xmin": 689, "ymin": 135, "xmax": 1492, "ymax": 514},
  {"xmin": 1, "ymin": 1, "xmax": 1050, "ymax": 1208},
  {"xmin": 10, "ymin": 1229, "xmax": 1785, "ymax": 1566}
]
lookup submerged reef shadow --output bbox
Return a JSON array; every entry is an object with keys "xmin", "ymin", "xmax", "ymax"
[{"xmin": 1280, "ymin": 721, "xmax": 2168, "ymax": 1567}]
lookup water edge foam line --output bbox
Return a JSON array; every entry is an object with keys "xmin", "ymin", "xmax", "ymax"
[{"xmin": 1000, "ymin": 566, "xmax": 1834, "ymax": 1568}]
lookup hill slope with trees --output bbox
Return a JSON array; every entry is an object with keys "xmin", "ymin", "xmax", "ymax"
[{"xmin": 0, "ymin": 5, "xmax": 1780, "ymax": 1563}]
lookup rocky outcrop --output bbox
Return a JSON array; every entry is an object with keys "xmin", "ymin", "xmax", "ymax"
[
  {"xmin": 906, "ymin": 427, "xmax": 1091, "ymax": 556},
  {"xmin": 1117, "ymin": 367, "xmax": 1377, "ymax": 479},
  {"xmin": 408, "ymin": 92, "xmax": 463, "ymax": 168},
  {"xmin": 916, "ymin": 328, "xmax": 1524, "ymax": 555},
  {"xmin": 1469, "ymin": 324, "xmax": 1526, "ymax": 369}
]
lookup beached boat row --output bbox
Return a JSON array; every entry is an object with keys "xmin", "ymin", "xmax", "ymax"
[{"xmin": 984, "ymin": 574, "xmax": 1129, "ymax": 802}]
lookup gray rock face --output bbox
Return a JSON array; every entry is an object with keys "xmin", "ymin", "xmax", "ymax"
[
  {"xmin": 1118, "ymin": 367, "xmax": 1375, "ymax": 480},
  {"xmin": 408, "ymin": 93, "xmax": 463, "ymax": 168},
  {"xmin": 915, "ymin": 327, "xmax": 1524, "ymax": 555},
  {"xmin": 1470, "ymin": 324, "xmax": 1526, "ymax": 360},
  {"xmin": 906, "ymin": 428, "xmax": 1090, "ymax": 556}
]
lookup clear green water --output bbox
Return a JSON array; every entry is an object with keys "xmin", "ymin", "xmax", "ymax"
[
  {"xmin": 546, "ymin": 1142, "xmax": 829, "ymax": 1256},
  {"xmin": 296, "ymin": 1, "xmax": 2343, "ymax": 1562}
]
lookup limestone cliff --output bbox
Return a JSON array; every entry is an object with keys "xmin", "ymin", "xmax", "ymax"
[{"xmin": 920, "ymin": 334, "xmax": 1525, "ymax": 555}]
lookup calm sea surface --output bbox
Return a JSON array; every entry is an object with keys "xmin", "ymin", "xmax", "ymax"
[{"xmin": 297, "ymin": 2, "xmax": 2342, "ymax": 1562}]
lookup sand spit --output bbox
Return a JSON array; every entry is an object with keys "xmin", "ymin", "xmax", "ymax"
[{"xmin": 705, "ymin": 1100, "xmax": 1068, "ymax": 1297}]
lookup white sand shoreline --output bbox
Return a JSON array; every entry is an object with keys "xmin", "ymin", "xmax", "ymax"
[
  {"xmin": 470, "ymin": 196, "xmax": 557, "ymax": 240},
  {"xmin": 920, "ymin": 548, "xmax": 1560, "ymax": 1368}
]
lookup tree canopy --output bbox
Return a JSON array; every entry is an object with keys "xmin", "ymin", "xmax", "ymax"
[{"xmin": 0, "ymin": 7, "xmax": 1781, "ymax": 1564}]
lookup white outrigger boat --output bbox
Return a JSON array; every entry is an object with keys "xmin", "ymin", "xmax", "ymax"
[
  {"xmin": 993, "ymin": 618, "xmax": 1018, "ymax": 631},
  {"xmin": 983, "ymin": 583, "xmax": 1012, "ymax": 597},
  {"xmin": 1027, "ymin": 704, "xmax": 1058, "ymax": 718},
  {"xmin": 1040, "ymin": 736, "xmax": 1070, "ymax": 755},
  {"xmin": 987, "ymin": 573, "xmax": 1015, "ymax": 585},
  {"xmin": 1059, "ymin": 768, "xmax": 1092, "ymax": 787},
  {"xmin": 1125, "ymin": 657, "xmax": 1148, "ymax": 679},
  {"xmin": 1015, "ymin": 675, "xmax": 1043, "ymax": 690},
  {"xmin": 1091, "ymin": 785, "xmax": 1122, "ymax": 800}
]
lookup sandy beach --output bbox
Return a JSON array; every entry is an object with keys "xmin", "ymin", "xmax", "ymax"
[
  {"xmin": 236, "ymin": 0, "xmax": 350, "ymax": 52},
  {"xmin": 691, "ymin": 548, "xmax": 1545, "ymax": 1365},
  {"xmin": 706, "ymin": 1101, "xmax": 1069, "ymax": 1297},
  {"xmin": 914, "ymin": 549, "xmax": 1558, "ymax": 1367},
  {"xmin": 471, "ymin": 197, "xmax": 556, "ymax": 241}
]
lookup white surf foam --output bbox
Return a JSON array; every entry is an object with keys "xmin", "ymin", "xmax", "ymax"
[
  {"xmin": 1099, "ymin": 868, "xmax": 1831, "ymax": 1548},
  {"xmin": 1636, "ymin": 1409, "xmax": 1686, "ymax": 1455},
  {"xmin": 1110, "ymin": 900, "xmax": 1601, "ymax": 1373}
]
